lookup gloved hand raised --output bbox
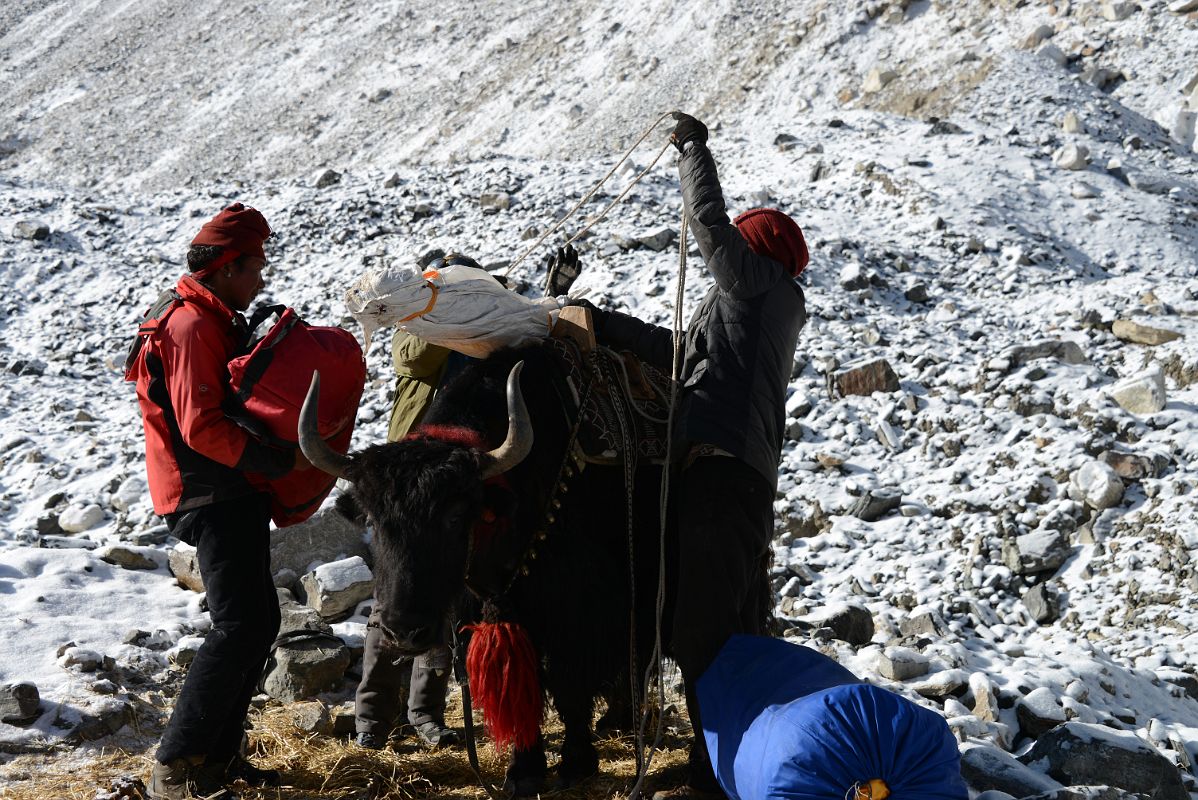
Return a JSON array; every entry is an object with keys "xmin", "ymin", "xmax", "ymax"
[
  {"xmin": 670, "ymin": 111, "xmax": 708, "ymax": 152},
  {"xmin": 544, "ymin": 243, "xmax": 582, "ymax": 297}
]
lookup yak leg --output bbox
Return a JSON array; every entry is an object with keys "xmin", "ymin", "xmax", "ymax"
[
  {"xmin": 552, "ymin": 686, "xmax": 600, "ymax": 788},
  {"xmin": 503, "ymin": 735, "xmax": 547, "ymax": 798}
]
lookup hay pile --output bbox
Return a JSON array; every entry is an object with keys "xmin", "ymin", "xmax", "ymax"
[{"xmin": 0, "ymin": 690, "xmax": 693, "ymax": 800}]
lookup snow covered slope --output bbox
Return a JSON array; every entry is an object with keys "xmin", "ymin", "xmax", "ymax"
[{"xmin": 1, "ymin": 0, "xmax": 1198, "ymax": 795}]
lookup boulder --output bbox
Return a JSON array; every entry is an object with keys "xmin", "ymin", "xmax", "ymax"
[
  {"xmin": 168, "ymin": 544, "xmax": 204, "ymax": 593},
  {"xmin": 1022, "ymin": 24, "xmax": 1055, "ymax": 49},
  {"xmin": 297, "ymin": 556, "xmax": 374, "ymax": 621},
  {"xmin": 479, "ymin": 191, "xmax": 512, "ymax": 213},
  {"xmin": 1069, "ymin": 461, "xmax": 1124, "ymax": 511},
  {"xmin": 110, "ymin": 476, "xmax": 146, "ymax": 512},
  {"xmin": 1101, "ymin": 1, "xmax": 1135, "ymax": 20},
  {"xmin": 1053, "ymin": 144, "xmax": 1090, "ymax": 170},
  {"xmin": 12, "ymin": 221, "xmax": 50, "ymax": 241},
  {"xmin": 290, "ymin": 700, "xmax": 334, "ymax": 735},
  {"xmin": 834, "ymin": 358, "xmax": 900, "ymax": 396},
  {"xmin": 877, "ymin": 646, "xmax": 930, "ymax": 681},
  {"xmin": 1003, "ymin": 528, "xmax": 1070, "ymax": 575},
  {"xmin": 1038, "ymin": 43, "xmax": 1068, "ymax": 66},
  {"xmin": 314, "ymin": 169, "xmax": 341, "ymax": 189},
  {"xmin": 1023, "ymin": 583, "xmax": 1061, "ymax": 624},
  {"xmin": 1018, "ymin": 722, "xmax": 1189, "ymax": 800},
  {"xmin": 862, "ymin": 67, "xmax": 898, "ymax": 93},
  {"xmin": 1171, "ymin": 0, "xmax": 1198, "ymax": 11},
  {"xmin": 635, "ymin": 227, "xmax": 676, "ymax": 252},
  {"xmin": 97, "ymin": 545, "xmax": 159, "ymax": 571},
  {"xmin": 59, "ymin": 503, "xmax": 104, "ymax": 533},
  {"xmin": 804, "ymin": 604, "xmax": 874, "ymax": 646},
  {"xmin": 1016, "ymin": 686, "xmax": 1065, "ymax": 739},
  {"xmin": 0, "ymin": 682, "xmax": 41, "ymax": 724},
  {"xmin": 1002, "ymin": 339, "xmax": 1088, "ymax": 368},
  {"xmin": 969, "ymin": 672, "xmax": 1001, "ymax": 722},
  {"xmin": 961, "ymin": 744, "xmax": 1064, "ymax": 797},
  {"xmin": 848, "ymin": 490, "xmax": 902, "ymax": 522},
  {"xmin": 1111, "ymin": 319, "xmax": 1182, "ymax": 346},
  {"xmin": 909, "ymin": 668, "xmax": 969, "ymax": 699},
  {"xmin": 1110, "ymin": 365, "xmax": 1166, "ymax": 415},
  {"xmin": 270, "ymin": 505, "xmax": 370, "ymax": 578},
  {"xmin": 68, "ymin": 697, "xmax": 134, "ymax": 742},
  {"xmin": 261, "ymin": 633, "xmax": 351, "ymax": 702},
  {"xmin": 1098, "ymin": 450, "xmax": 1166, "ymax": 481}
]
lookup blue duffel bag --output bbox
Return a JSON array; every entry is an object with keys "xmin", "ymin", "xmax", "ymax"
[{"xmin": 697, "ymin": 635, "xmax": 968, "ymax": 800}]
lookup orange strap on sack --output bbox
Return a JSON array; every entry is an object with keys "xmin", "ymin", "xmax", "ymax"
[
  {"xmin": 853, "ymin": 779, "xmax": 890, "ymax": 800},
  {"xmin": 399, "ymin": 281, "xmax": 439, "ymax": 323}
]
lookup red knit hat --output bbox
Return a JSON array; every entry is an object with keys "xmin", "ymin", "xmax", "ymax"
[
  {"xmin": 733, "ymin": 208, "xmax": 809, "ymax": 277},
  {"xmin": 191, "ymin": 202, "xmax": 272, "ymax": 260}
]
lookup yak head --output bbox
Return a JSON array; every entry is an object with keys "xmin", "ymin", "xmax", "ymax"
[{"xmin": 299, "ymin": 363, "xmax": 531, "ymax": 654}]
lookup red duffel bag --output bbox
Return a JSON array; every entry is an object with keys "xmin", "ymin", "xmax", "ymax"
[{"xmin": 227, "ymin": 305, "xmax": 366, "ymax": 527}]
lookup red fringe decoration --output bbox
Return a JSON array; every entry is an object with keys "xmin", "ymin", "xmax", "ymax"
[{"xmin": 464, "ymin": 621, "xmax": 543, "ymax": 752}]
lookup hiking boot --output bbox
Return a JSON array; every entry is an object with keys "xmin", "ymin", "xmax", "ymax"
[
  {"xmin": 354, "ymin": 731, "xmax": 386, "ymax": 750},
  {"xmin": 147, "ymin": 758, "xmax": 237, "ymax": 800},
  {"xmin": 414, "ymin": 720, "xmax": 460, "ymax": 748},
  {"xmin": 224, "ymin": 755, "xmax": 281, "ymax": 787}
]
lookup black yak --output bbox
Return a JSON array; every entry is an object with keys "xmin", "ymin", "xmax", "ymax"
[{"xmin": 299, "ymin": 345, "xmax": 671, "ymax": 795}]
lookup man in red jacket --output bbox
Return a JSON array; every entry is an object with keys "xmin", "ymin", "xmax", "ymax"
[{"xmin": 128, "ymin": 203, "xmax": 301, "ymax": 799}]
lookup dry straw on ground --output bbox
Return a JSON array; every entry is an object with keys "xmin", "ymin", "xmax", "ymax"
[{"xmin": 0, "ymin": 692, "xmax": 693, "ymax": 800}]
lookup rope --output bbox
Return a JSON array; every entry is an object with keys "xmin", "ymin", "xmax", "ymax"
[
  {"xmin": 507, "ymin": 111, "xmax": 677, "ymax": 279},
  {"xmin": 626, "ymin": 204, "xmax": 690, "ymax": 800}
]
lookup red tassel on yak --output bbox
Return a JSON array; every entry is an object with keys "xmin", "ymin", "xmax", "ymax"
[{"xmin": 464, "ymin": 620, "xmax": 543, "ymax": 751}]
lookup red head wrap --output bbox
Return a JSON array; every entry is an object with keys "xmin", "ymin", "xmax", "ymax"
[
  {"xmin": 733, "ymin": 208, "xmax": 809, "ymax": 277},
  {"xmin": 191, "ymin": 202, "xmax": 272, "ymax": 262}
]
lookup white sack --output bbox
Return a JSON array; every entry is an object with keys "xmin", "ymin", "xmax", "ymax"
[{"xmin": 345, "ymin": 263, "xmax": 560, "ymax": 358}]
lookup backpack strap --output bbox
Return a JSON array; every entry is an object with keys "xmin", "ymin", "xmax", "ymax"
[{"xmin": 123, "ymin": 289, "xmax": 183, "ymax": 378}]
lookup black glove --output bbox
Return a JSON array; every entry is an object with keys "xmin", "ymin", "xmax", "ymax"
[
  {"xmin": 670, "ymin": 111, "xmax": 708, "ymax": 152},
  {"xmin": 544, "ymin": 244, "xmax": 582, "ymax": 297}
]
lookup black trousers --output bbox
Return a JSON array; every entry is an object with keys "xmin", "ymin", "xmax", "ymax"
[
  {"xmin": 672, "ymin": 456, "xmax": 774, "ymax": 793},
  {"xmin": 157, "ymin": 495, "xmax": 280, "ymax": 764},
  {"xmin": 355, "ymin": 607, "xmax": 452, "ymax": 735}
]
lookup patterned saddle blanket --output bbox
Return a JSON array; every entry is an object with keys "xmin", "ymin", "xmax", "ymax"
[{"xmin": 542, "ymin": 337, "xmax": 673, "ymax": 465}]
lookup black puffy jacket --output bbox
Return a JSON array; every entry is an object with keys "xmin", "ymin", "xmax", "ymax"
[{"xmin": 597, "ymin": 142, "xmax": 807, "ymax": 490}]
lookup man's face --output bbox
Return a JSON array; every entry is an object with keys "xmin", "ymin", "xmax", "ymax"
[{"xmin": 228, "ymin": 257, "xmax": 267, "ymax": 311}]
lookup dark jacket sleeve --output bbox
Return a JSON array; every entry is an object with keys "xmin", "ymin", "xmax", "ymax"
[
  {"xmin": 597, "ymin": 309, "xmax": 677, "ymax": 372},
  {"xmin": 679, "ymin": 142, "xmax": 784, "ymax": 299}
]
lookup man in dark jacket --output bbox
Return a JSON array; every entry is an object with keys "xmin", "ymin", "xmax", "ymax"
[
  {"xmin": 577, "ymin": 113, "xmax": 809, "ymax": 800},
  {"xmin": 128, "ymin": 203, "xmax": 303, "ymax": 799}
]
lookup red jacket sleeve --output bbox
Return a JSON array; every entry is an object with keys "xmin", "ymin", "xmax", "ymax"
[{"xmin": 159, "ymin": 310, "xmax": 290, "ymax": 475}]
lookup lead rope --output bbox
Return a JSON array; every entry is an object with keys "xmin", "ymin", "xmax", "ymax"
[
  {"xmin": 506, "ymin": 111, "xmax": 678, "ymax": 281},
  {"xmin": 627, "ymin": 205, "xmax": 690, "ymax": 800}
]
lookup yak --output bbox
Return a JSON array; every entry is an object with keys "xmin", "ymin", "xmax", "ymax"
[{"xmin": 299, "ymin": 344, "xmax": 675, "ymax": 795}]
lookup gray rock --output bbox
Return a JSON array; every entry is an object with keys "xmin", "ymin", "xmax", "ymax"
[
  {"xmin": 1018, "ymin": 722, "xmax": 1189, "ymax": 800},
  {"xmin": 1070, "ymin": 461, "xmax": 1124, "ymax": 511},
  {"xmin": 1098, "ymin": 450, "xmax": 1166, "ymax": 481},
  {"xmin": 1171, "ymin": 0, "xmax": 1198, "ymax": 11},
  {"xmin": 1002, "ymin": 340, "xmax": 1088, "ymax": 368},
  {"xmin": 1022, "ymin": 788, "xmax": 1144, "ymax": 800},
  {"xmin": 1111, "ymin": 319, "xmax": 1182, "ymax": 346},
  {"xmin": 0, "ymin": 682, "xmax": 41, "ymax": 724},
  {"xmin": 1023, "ymin": 583, "xmax": 1061, "ymax": 624},
  {"xmin": 904, "ymin": 282, "xmax": 929, "ymax": 303},
  {"xmin": 848, "ymin": 491, "xmax": 902, "ymax": 522},
  {"xmin": 1022, "ymin": 24, "xmax": 1056, "ymax": 50},
  {"xmin": 1053, "ymin": 144, "xmax": 1090, "ymax": 171},
  {"xmin": 877, "ymin": 646, "xmax": 930, "ymax": 681},
  {"xmin": 970, "ymin": 672, "xmax": 1002, "ymax": 722},
  {"xmin": 635, "ymin": 227, "xmax": 676, "ymax": 252},
  {"xmin": 12, "ymin": 221, "xmax": 50, "ymax": 241},
  {"xmin": 1003, "ymin": 528, "xmax": 1070, "ymax": 575},
  {"xmin": 58, "ymin": 503, "xmax": 104, "ymax": 533},
  {"xmin": 314, "ymin": 169, "xmax": 341, "ymax": 189},
  {"xmin": 839, "ymin": 262, "xmax": 870, "ymax": 290},
  {"xmin": 479, "ymin": 191, "xmax": 512, "ymax": 213},
  {"xmin": 1071, "ymin": 182, "xmax": 1099, "ymax": 199},
  {"xmin": 289, "ymin": 700, "xmax": 334, "ymax": 735},
  {"xmin": 68, "ymin": 698, "xmax": 133, "ymax": 742},
  {"xmin": 168, "ymin": 544, "xmax": 204, "ymax": 593},
  {"xmin": 1038, "ymin": 43, "xmax": 1068, "ymax": 66},
  {"xmin": 834, "ymin": 358, "xmax": 900, "ymax": 396},
  {"xmin": 961, "ymin": 744, "xmax": 1063, "ymax": 797},
  {"xmin": 297, "ymin": 555, "xmax": 374, "ymax": 621},
  {"xmin": 270, "ymin": 505, "xmax": 370, "ymax": 578},
  {"xmin": 909, "ymin": 668, "xmax": 969, "ymax": 699},
  {"xmin": 899, "ymin": 611, "xmax": 945, "ymax": 638},
  {"xmin": 261, "ymin": 633, "xmax": 351, "ymax": 702},
  {"xmin": 810, "ymin": 604, "xmax": 874, "ymax": 646},
  {"xmin": 279, "ymin": 600, "xmax": 333, "ymax": 638},
  {"xmin": 97, "ymin": 545, "xmax": 159, "ymax": 571},
  {"xmin": 1110, "ymin": 366, "xmax": 1166, "ymax": 415},
  {"xmin": 1127, "ymin": 171, "xmax": 1174, "ymax": 195},
  {"xmin": 862, "ymin": 67, "xmax": 898, "ymax": 93},
  {"xmin": 1101, "ymin": 1, "xmax": 1135, "ymax": 20},
  {"xmin": 1016, "ymin": 686, "xmax": 1066, "ymax": 739}
]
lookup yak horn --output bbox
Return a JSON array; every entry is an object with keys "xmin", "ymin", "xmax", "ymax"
[
  {"xmin": 299, "ymin": 372, "xmax": 351, "ymax": 479},
  {"xmin": 480, "ymin": 361, "xmax": 533, "ymax": 480}
]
